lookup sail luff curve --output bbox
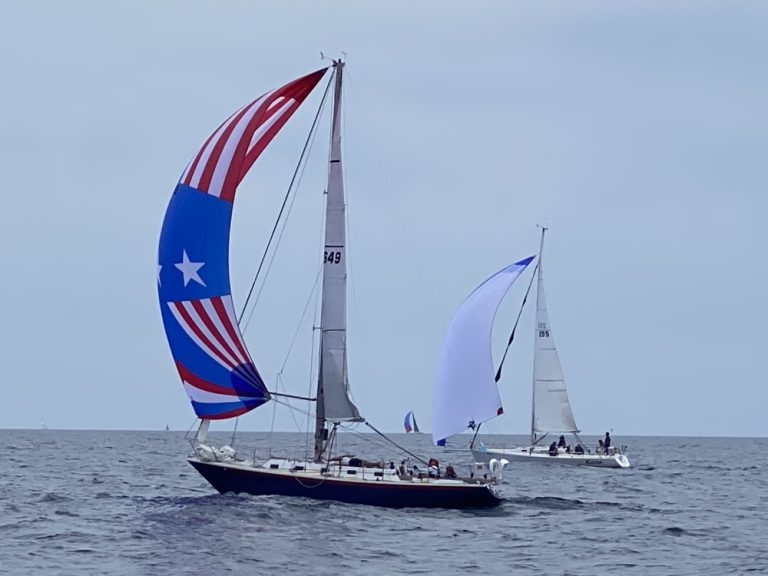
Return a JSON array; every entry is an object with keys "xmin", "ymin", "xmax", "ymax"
[
  {"xmin": 432, "ymin": 256, "xmax": 535, "ymax": 444},
  {"xmin": 158, "ymin": 68, "xmax": 328, "ymax": 420}
]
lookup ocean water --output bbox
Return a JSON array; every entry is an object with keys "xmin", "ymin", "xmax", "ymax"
[{"xmin": 1, "ymin": 430, "xmax": 766, "ymax": 575}]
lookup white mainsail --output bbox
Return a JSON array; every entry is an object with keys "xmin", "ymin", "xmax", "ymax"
[
  {"xmin": 317, "ymin": 62, "xmax": 362, "ymax": 425},
  {"xmin": 531, "ymin": 229, "xmax": 578, "ymax": 443},
  {"xmin": 432, "ymin": 257, "xmax": 534, "ymax": 444}
]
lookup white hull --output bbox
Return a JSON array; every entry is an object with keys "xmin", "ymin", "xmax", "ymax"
[{"xmin": 472, "ymin": 446, "xmax": 630, "ymax": 469}]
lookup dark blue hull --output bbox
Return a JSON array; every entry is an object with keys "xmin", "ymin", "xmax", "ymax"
[{"xmin": 189, "ymin": 460, "xmax": 502, "ymax": 509}]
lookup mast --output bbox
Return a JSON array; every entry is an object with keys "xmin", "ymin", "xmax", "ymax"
[
  {"xmin": 313, "ymin": 60, "xmax": 362, "ymax": 462},
  {"xmin": 531, "ymin": 226, "xmax": 547, "ymax": 445}
]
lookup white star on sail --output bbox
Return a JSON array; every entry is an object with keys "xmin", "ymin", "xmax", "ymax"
[{"xmin": 174, "ymin": 250, "xmax": 206, "ymax": 287}]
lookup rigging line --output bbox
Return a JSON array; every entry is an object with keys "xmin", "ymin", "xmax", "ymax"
[
  {"xmin": 272, "ymin": 397, "xmax": 314, "ymax": 419},
  {"xmin": 364, "ymin": 422, "xmax": 429, "ymax": 466},
  {"xmin": 469, "ymin": 422, "xmax": 482, "ymax": 449},
  {"xmin": 339, "ymin": 426, "xmax": 403, "ymax": 455},
  {"xmin": 278, "ymin": 269, "xmax": 322, "ymax": 375},
  {"xmin": 269, "ymin": 391, "xmax": 316, "ymax": 401},
  {"xmin": 183, "ymin": 417, "xmax": 199, "ymax": 443},
  {"xmin": 338, "ymin": 90, "xmax": 367, "ymax": 407},
  {"xmin": 305, "ymin": 187, "xmax": 327, "ymax": 459},
  {"xmin": 495, "ymin": 261, "xmax": 539, "ymax": 383},
  {"xmin": 267, "ymin": 383, "xmax": 278, "ymax": 457},
  {"xmin": 275, "ymin": 373, "xmax": 304, "ymax": 434},
  {"xmin": 230, "ymin": 414, "xmax": 239, "ymax": 447},
  {"xmin": 241, "ymin": 113, "xmax": 322, "ymax": 333},
  {"xmin": 237, "ymin": 71, "xmax": 334, "ymax": 325},
  {"xmin": 345, "ymin": 68, "xmax": 442, "ymax": 327}
]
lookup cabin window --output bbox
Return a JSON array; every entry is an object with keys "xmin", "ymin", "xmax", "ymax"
[{"xmin": 269, "ymin": 464, "xmax": 279, "ymax": 469}]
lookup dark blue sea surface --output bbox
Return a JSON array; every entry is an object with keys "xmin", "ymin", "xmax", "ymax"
[{"xmin": 1, "ymin": 430, "xmax": 766, "ymax": 575}]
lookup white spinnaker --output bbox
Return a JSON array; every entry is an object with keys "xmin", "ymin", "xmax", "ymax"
[
  {"xmin": 531, "ymin": 249, "xmax": 578, "ymax": 439},
  {"xmin": 432, "ymin": 257, "xmax": 534, "ymax": 444}
]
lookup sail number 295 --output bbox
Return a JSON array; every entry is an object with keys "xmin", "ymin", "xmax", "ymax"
[{"xmin": 324, "ymin": 250, "xmax": 342, "ymax": 264}]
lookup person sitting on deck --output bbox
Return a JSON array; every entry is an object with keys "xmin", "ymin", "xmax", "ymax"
[
  {"xmin": 548, "ymin": 442, "xmax": 559, "ymax": 456},
  {"xmin": 597, "ymin": 439, "xmax": 604, "ymax": 454},
  {"xmin": 557, "ymin": 435, "xmax": 567, "ymax": 448},
  {"xmin": 444, "ymin": 464, "xmax": 457, "ymax": 479},
  {"xmin": 574, "ymin": 444, "xmax": 584, "ymax": 454},
  {"xmin": 428, "ymin": 457, "xmax": 440, "ymax": 478}
]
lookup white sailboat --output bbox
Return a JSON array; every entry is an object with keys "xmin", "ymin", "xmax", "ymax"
[
  {"xmin": 158, "ymin": 60, "xmax": 505, "ymax": 508},
  {"xmin": 434, "ymin": 228, "xmax": 630, "ymax": 469}
]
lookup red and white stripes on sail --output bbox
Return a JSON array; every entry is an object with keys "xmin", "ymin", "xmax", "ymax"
[
  {"xmin": 180, "ymin": 68, "xmax": 327, "ymax": 202},
  {"xmin": 167, "ymin": 294, "xmax": 253, "ymax": 374},
  {"xmin": 175, "ymin": 361, "xmax": 264, "ymax": 407}
]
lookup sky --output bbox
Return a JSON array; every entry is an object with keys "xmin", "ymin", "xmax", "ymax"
[{"xmin": 1, "ymin": 1, "xmax": 766, "ymax": 436}]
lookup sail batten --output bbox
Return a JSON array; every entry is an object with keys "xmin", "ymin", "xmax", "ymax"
[
  {"xmin": 158, "ymin": 68, "xmax": 328, "ymax": 420},
  {"xmin": 432, "ymin": 256, "xmax": 535, "ymax": 444}
]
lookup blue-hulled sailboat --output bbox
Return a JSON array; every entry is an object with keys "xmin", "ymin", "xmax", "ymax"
[{"xmin": 158, "ymin": 61, "xmax": 503, "ymax": 508}]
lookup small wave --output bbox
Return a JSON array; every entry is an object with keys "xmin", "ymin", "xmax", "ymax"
[
  {"xmin": 513, "ymin": 496, "xmax": 584, "ymax": 510},
  {"xmin": 663, "ymin": 526, "xmax": 685, "ymax": 536},
  {"xmin": 646, "ymin": 506, "xmax": 677, "ymax": 515},
  {"xmin": 38, "ymin": 493, "xmax": 71, "ymax": 504}
]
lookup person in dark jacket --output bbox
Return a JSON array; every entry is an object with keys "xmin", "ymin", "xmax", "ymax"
[
  {"xmin": 604, "ymin": 432, "xmax": 612, "ymax": 451},
  {"xmin": 548, "ymin": 442, "xmax": 559, "ymax": 456},
  {"xmin": 557, "ymin": 435, "xmax": 566, "ymax": 448}
]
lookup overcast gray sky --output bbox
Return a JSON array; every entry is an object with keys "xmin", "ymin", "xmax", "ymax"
[{"xmin": 1, "ymin": 1, "xmax": 766, "ymax": 436}]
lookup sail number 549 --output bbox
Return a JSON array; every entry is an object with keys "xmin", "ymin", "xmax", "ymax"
[{"xmin": 324, "ymin": 251, "xmax": 342, "ymax": 264}]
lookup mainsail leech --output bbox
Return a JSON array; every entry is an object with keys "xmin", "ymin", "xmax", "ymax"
[{"xmin": 158, "ymin": 68, "xmax": 327, "ymax": 420}]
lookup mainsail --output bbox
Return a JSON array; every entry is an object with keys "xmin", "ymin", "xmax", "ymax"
[
  {"xmin": 316, "ymin": 62, "xmax": 362, "ymax": 424},
  {"xmin": 531, "ymin": 230, "xmax": 578, "ymax": 442},
  {"xmin": 432, "ymin": 256, "xmax": 534, "ymax": 444},
  {"xmin": 157, "ymin": 69, "xmax": 327, "ymax": 420}
]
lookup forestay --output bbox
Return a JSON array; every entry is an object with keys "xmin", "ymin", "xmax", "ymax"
[
  {"xmin": 157, "ymin": 69, "xmax": 327, "ymax": 420},
  {"xmin": 531, "ymin": 239, "xmax": 578, "ymax": 440},
  {"xmin": 432, "ymin": 256, "xmax": 534, "ymax": 444}
]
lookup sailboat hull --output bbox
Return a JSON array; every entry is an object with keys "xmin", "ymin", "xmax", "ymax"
[
  {"xmin": 472, "ymin": 448, "xmax": 631, "ymax": 469},
  {"xmin": 189, "ymin": 459, "xmax": 502, "ymax": 508}
]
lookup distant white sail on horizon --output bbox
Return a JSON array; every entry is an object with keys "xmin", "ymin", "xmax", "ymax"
[
  {"xmin": 531, "ymin": 237, "xmax": 578, "ymax": 442},
  {"xmin": 432, "ymin": 256, "xmax": 535, "ymax": 445}
]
